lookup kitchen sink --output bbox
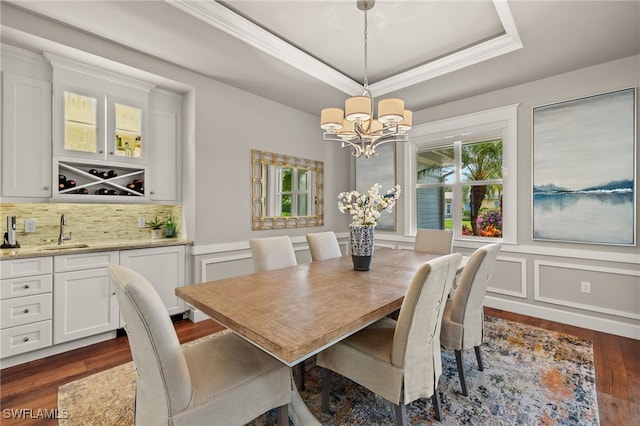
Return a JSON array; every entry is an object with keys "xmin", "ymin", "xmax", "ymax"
[{"xmin": 39, "ymin": 243, "xmax": 90, "ymax": 251}]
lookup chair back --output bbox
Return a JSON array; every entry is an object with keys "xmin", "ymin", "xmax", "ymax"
[
  {"xmin": 392, "ymin": 253, "xmax": 462, "ymax": 402},
  {"xmin": 448, "ymin": 243, "xmax": 501, "ymax": 344},
  {"xmin": 306, "ymin": 231, "xmax": 342, "ymax": 261},
  {"xmin": 108, "ymin": 264, "xmax": 192, "ymax": 422},
  {"xmin": 249, "ymin": 236, "xmax": 297, "ymax": 272},
  {"xmin": 414, "ymin": 229, "xmax": 453, "ymax": 255}
]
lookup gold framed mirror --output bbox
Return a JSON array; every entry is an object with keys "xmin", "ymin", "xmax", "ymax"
[{"xmin": 252, "ymin": 149, "xmax": 324, "ymax": 230}]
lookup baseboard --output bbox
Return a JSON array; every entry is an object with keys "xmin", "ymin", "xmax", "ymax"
[{"xmin": 485, "ymin": 296, "xmax": 640, "ymax": 340}]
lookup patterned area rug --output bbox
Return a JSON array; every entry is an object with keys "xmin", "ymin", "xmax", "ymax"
[{"xmin": 58, "ymin": 317, "xmax": 599, "ymax": 425}]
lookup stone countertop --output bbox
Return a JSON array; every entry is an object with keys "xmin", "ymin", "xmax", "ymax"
[{"xmin": 0, "ymin": 238, "xmax": 193, "ymax": 260}]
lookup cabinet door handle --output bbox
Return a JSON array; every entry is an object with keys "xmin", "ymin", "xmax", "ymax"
[
  {"xmin": 23, "ymin": 308, "xmax": 30, "ymax": 314},
  {"xmin": 112, "ymin": 292, "xmax": 116, "ymax": 296},
  {"xmin": 150, "ymin": 191, "xmax": 155, "ymax": 195},
  {"xmin": 99, "ymin": 150, "xmax": 104, "ymax": 154},
  {"xmin": 24, "ymin": 284, "xmax": 30, "ymax": 289},
  {"xmin": 109, "ymin": 151, "xmax": 114, "ymax": 155},
  {"xmin": 44, "ymin": 186, "xmax": 49, "ymax": 190},
  {"xmin": 23, "ymin": 337, "xmax": 30, "ymax": 342}
]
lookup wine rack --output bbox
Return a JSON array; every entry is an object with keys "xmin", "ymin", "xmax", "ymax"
[{"xmin": 56, "ymin": 160, "xmax": 146, "ymax": 199}]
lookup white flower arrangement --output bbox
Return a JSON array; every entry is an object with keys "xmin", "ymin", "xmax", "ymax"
[{"xmin": 338, "ymin": 183, "xmax": 401, "ymax": 226}]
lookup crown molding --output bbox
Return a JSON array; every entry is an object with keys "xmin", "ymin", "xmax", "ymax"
[
  {"xmin": 168, "ymin": 0, "xmax": 362, "ymax": 95},
  {"xmin": 167, "ymin": 0, "xmax": 522, "ymax": 97}
]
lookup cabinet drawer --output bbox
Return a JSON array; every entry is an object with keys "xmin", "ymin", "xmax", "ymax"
[
  {"xmin": 0, "ymin": 257, "xmax": 53, "ymax": 279},
  {"xmin": 1, "ymin": 275, "xmax": 53, "ymax": 300},
  {"xmin": 0, "ymin": 320, "xmax": 52, "ymax": 358},
  {"xmin": 0, "ymin": 293, "xmax": 52, "ymax": 329},
  {"xmin": 54, "ymin": 251, "xmax": 118, "ymax": 273}
]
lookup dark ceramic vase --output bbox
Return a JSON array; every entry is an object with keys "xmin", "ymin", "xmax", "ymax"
[{"xmin": 349, "ymin": 225, "xmax": 375, "ymax": 271}]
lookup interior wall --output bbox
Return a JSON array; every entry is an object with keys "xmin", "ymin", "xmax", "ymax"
[
  {"xmin": 0, "ymin": 3, "xmax": 350, "ymax": 248},
  {"xmin": 402, "ymin": 54, "xmax": 640, "ymax": 338}
]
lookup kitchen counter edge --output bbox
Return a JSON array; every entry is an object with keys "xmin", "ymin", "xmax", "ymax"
[{"xmin": 0, "ymin": 239, "xmax": 193, "ymax": 260}]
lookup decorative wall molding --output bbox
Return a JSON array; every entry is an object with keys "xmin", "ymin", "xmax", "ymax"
[
  {"xmin": 487, "ymin": 255, "xmax": 527, "ymax": 298},
  {"xmin": 189, "ymin": 234, "xmax": 638, "ymax": 340},
  {"xmin": 534, "ymin": 260, "xmax": 640, "ymax": 320},
  {"xmin": 200, "ymin": 252, "xmax": 253, "ymax": 282}
]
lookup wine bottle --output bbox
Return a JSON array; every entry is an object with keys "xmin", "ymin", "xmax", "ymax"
[
  {"xmin": 76, "ymin": 188, "xmax": 89, "ymax": 194},
  {"xmin": 94, "ymin": 188, "xmax": 109, "ymax": 195},
  {"xmin": 165, "ymin": 216, "xmax": 175, "ymax": 238},
  {"xmin": 89, "ymin": 169, "xmax": 99, "ymax": 176},
  {"xmin": 107, "ymin": 170, "xmax": 118, "ymax": 178},
  {"xmin": 59, "ymin": 174, "xmax": 66, "ymax": 184},
  {"xmin": 65, "ymin": 180, "xmax": 76, "ymax": 189},
  {"xmin": 99, "ymin": 171, "xmax": 109, "ymax": 179}
]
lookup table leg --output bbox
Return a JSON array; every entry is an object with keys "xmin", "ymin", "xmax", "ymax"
[{"xmin": 287, "ymin": 370, "xmax": 321, "ymax": 425}]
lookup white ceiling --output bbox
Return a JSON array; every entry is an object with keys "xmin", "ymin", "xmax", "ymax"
[{"xmin": 2, "ymin": 1, "xmax": 639, "ymax": 117}]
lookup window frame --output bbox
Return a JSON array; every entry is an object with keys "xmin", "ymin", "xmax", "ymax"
[{"xmin": 404, "ymin": 104, "xmax": 519, "ymax": 244}]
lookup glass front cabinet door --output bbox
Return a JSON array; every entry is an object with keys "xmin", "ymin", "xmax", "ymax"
[
  {"xmin": 62, "ymin": 90, "xmax": 100, "ymax": 156},
  {"xmin": 48, "ymin": 53, "xmax": 153, "ymax": 165}
]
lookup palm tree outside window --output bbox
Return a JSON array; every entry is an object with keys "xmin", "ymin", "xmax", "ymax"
[{"xmin": 416, "ymin": 138, "xmax": 503, "ymax": 239}]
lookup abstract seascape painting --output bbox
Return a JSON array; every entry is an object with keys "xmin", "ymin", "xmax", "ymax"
[{"xmin": 532, "ymin": 87, "xmax": 636, "ymax": 245}]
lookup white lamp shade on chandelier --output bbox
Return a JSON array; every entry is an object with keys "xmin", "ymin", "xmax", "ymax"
[{"xmin": 320, "ymin": 0, "xmax": 412, "ymax": 158}]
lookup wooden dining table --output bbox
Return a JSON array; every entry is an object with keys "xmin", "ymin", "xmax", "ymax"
[{"xmin": 176, "ymin": 247, "xmax": 466, "ymax": 424}]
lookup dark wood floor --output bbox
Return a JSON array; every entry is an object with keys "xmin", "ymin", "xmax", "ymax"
[{"xmin": 1, "ymin": 308, "xmax": 638, "ymax": 425}]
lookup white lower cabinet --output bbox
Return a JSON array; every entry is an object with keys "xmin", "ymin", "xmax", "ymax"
[
  {"xmin": 53, "ymin": 251, "xmax": 119, "ymax": 344},
  {"xmin": 119, "ymin": 245, "xmax": 186, "ymax": 316},
  {"xmin": 1, "ymin": 245, "xmax": 187, "ymax": 362},
  {"xmin": 0, "ymin": 257, "xmax": 53, "ymax": 357}
]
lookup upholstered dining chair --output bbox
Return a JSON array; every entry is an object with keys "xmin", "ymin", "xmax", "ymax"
[
  {"xmin": 108, "ymin": 265, "xmax": 291, "ymax": 425},
  {"xmin": 414, "ymin": 229, "xmax": 454, "ymax": 255},
  {"xmin": 440, "ymin": 242, "xmax": 501, "ymax": 396},
  {"xmin": 249, "ymin": 235, "xmax": 297, "ymax": 272},
  {"xmin": 317, "ymin": 253, "xmax": 463, "ymax": 425},
  {"xmin": 248, "ymin": 235, "xmax": 309, "ymax": 389},
  {"xmin": 306, "ymin": 231, "xmax": 342, "ymax": 261}
]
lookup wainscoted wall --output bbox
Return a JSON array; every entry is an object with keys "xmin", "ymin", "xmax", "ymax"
[
  {"xmin": 193, "ymin": 234, "xmax": 349, "ymax": 283},
  {"xmin": 0, "ymin": 203, "xmax": 182, "ymax": 246},
  {"xmin": 190, "ymin": 235, "xmax": 639, "ymax": 340}
]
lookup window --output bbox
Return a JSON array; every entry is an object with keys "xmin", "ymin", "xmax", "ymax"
[
  {"xmin": 404, "ymin": 104, "xmax": 518, "ymax": 244},
  {"xmin": 417, "ymin": 138, "xmax": 503, "ymax": 238}
]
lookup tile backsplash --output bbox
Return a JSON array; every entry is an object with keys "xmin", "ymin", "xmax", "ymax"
[{"xmin": 0, "ymin": 203, "xmax": 182, "ymax": 247}]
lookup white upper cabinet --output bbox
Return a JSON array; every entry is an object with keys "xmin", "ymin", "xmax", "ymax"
[
  {"xmin": 46, "ymin": 53, "xmax": 154, "ymax": 165},
  {"xmin": 1, "ymin": 45, "xmax": 53, "ymax": 200},
  {"xmin": 1, "ymin": 72, "xmax": 52, "ymax": 198},
  {"xmin": 148, "ymin": 89, "xmax": 183, "ymax": 201}
]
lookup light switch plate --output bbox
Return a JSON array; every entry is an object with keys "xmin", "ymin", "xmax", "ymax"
[{"xmin": 25, "ymin": 219, "xmax": 37, "ymax": 233}]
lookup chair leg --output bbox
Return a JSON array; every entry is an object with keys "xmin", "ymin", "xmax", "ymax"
[
  {"xmin": 298, "ymin": 361, "xmax": 305, "ymax": 390},
  {"xmin": 474, "ymin": 345, "xmax": 484, "ymax": 371},
  {"xmin": 394, "ymin": 403, "xmax": 408, "ymax": 426},
  {"xmin": 321, "ymin": 368, "xmax": 330, "ymax": 413},
  {"xmin": 431, "ymin": 388, "xmax": 442, "ymax": 422},
  {"xmin": 275, "ymin": 404, "xmax": 288, "ymax": 425},
  {"xmin": 455, "ymin": 350, "xmax": 468, "ymax": 396}
]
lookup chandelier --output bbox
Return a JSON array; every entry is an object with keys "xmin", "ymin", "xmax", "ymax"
[{"xmin": 320, "ymin": 0, "xmax": 411, "ymax": 159}]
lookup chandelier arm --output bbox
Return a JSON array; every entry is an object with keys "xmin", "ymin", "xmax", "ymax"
[{"xmin": 319, "ymin": 0, "xmax": 409, "ymax": 160}]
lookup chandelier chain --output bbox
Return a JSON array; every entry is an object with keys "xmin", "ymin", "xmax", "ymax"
[{"xmin": 363, "ymin": 6, "xmax": 368, "ymax": 89}]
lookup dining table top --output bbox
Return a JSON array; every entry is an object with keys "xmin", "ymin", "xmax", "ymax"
[{"xmin": 176, "ymin": 247, "xmax": 463, "ymax": 366}]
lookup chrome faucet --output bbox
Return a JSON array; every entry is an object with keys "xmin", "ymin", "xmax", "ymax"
[{"xmin": 58, "ymin": 214, "xmax": 72, "ymax": 245}]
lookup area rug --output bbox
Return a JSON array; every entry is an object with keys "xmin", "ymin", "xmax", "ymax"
[{"xmin": 58, "ymin": 317, "xmax": 599, "ymax": 425}]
